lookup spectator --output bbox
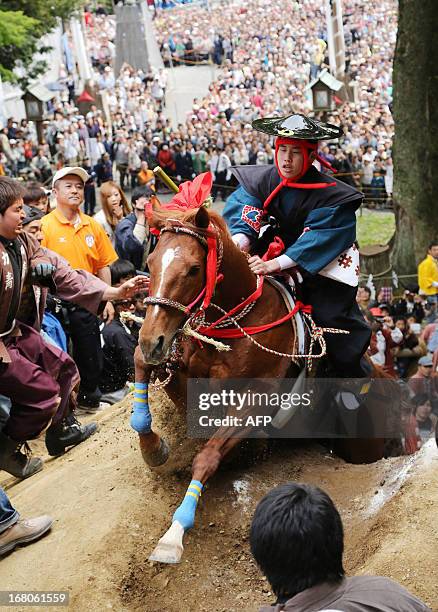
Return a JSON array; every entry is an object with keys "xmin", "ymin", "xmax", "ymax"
[
  {"xmin": 0, "ymin": 177, "xmax": 105, "ymax": 475},
  {"xmin": 209, "ymin": 146, "xmax": 232, "ymax": 201},
  {"xmin": 21, "ymin": 205, "xmax": 67, "ymax": 351},
  {"xmin": 127, "ymin": 139, "xmax": 141, "ymax": 191},
  {"xmin": 100, "ymin": 260, "xmax": 139, "ymax": 404},
  {"xmin": 192, "ymin": 143, "xmax": 208, "ymax": 175},
  {"xmin": 393, "ymin": 317, "xmax": 425, "ymax": 379},
  {"xmin": 356, "ymin": 285, "xmax": 372, "ymax": 316},
  {"xmin": 115, "ymin": 185, "xmax": 158, "ymax": 271},
  {"xmin": 114, "ymin": 136, "xmax": 130, "ymax": 191},
  {"xmin": 175, "ymin": 143, "xmax": 195, "ymax": 181},
  {"xmin": 94, "ymin": 181, "xmax": 131, "ymax": 245},
  {"xmin": 157, "ymin": 144, "xmax": 176, "ymax": 176},
  {"xmin": 110, "ymin": 258, "xmax": 137, "ymax": 287},
  {"xmin": 137, "ymin": 161, "xmax": 156, "ymax": 191},
  {"xmin": 392, "ymin": 288, "xmax": 425, "ymax": 322},
  {"xmin": 376, "ymin": 286, "xmax": 393, "ymax": 306},
  {"xmin": 408, "ymin": 354, "xmax": 438, "ymax": 414},
  {"xmin": 0, "ymin": 487, "xmax": 53, "ymax": 556},
  {"xmin": 151, "ymin": 76, "xmax": 165, "ymax": 111},
  {"xmin": 333, "ymin": 150, "xmax": 355, "ymax": 187},
  {"xmin": 41, "ymin": 167, "xmax": 118, "ymax": 412},
  {"xmin": 23, "ymin": 182, "xmax": 50, "ymax": 214},
  {"xmin": 418, "ymin": 242, "xmax": 438, "ymax": 323},
  {"xmin": 367, "ymin": 309, "xmax": 403, "ymax": 377},
  {"xmin": 30, "ymin": 149, "xmax": 52, "ymax": 184},
  {"xmin": 410, "ymin": 393, "xmax": 437, "ymax": 446},
  {"xmin": 94, "ymin": 152, "xmax": 113, "ymax": 186},
  {"xmin": 384, "ymin": 157, "xmax": 393, "ymax": 204},
  {"xmin": 370, "ymin": 167, "xmax": 385, "ymax": 207},
  {"xmin": 81, "ymin": 157, "xmax": 97, "ymax": 216},
  {"xmin": 420, "ymin": 316, "xmax": 438, "ymax": 354},
  {"xmin": 360, "ymin": 158, "xmax": 373, "ymax": 197},
  {"xmin": 132, "ymin": 291, "xmax": 147, "ymax": 318},
  {"xmin": 250, "ymin": 483, "xmax": 430, "ymax": 611}
]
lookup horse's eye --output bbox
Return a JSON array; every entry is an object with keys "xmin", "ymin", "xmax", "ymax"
[{"xmin": 187, "ymin": 265, "xmax": 201, "ymax": 277}]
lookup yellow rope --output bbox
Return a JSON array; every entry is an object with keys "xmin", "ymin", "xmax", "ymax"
[
  {"xmin": 120, "ymin": 311, "xmax": 231, "ymax": 351},
  {"xmin": 181, "ymin": 320, "xmax": 231, "ymax": 351}
]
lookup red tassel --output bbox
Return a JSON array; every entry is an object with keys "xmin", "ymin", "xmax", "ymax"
[
  {"xmin": 262, "ymin": 236, "xmax": 285, "ymax": 261},
  {"xmin": 201, "ymin": 230, "xmax": 218, "ymax": 309}
]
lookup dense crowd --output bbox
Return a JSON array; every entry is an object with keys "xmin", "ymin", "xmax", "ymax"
[
  {"xmin": 0, "ymin": 0, "xmax": 396, "ymax": 206},
  {"xmin": 355, "ymin": 246, "xmax": 438, "ymax": 452},
  {"xmin": 155, "ymin": 0, "xmax": 395, "ymax": 202}
]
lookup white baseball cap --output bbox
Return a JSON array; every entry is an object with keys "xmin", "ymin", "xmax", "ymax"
[{"xmin": 52, "ymin": 166, "xmax": 90, "ymax": 187}]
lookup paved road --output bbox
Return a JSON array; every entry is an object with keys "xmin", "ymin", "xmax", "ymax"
[
  {"xmin": 165, "ymin": 64, "xmax": 217, "ymax": 126},
  {"xmin": 115, "ymin": 3, "xmax": 149, "ymax": 73}
]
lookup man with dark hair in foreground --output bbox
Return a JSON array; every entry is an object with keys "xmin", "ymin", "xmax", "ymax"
[{"xmin": 250, "ymin": 483, "xmax": 430, "ymax": 611}]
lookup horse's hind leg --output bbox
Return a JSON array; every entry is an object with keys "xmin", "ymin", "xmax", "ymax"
[{"xmin": 133, "ymin": 346, "xmax": 169, "ymax": 467}]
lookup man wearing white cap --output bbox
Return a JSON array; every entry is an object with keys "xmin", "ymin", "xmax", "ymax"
[{"xmin": 41, "ymin": 167, "xmax": 118, "ymax": 412}]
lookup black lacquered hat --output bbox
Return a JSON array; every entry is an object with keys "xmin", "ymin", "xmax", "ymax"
[
  {"xmin": 23, "ymin": 205, "xmax": 45, "ymax": 226},
  {"xmin": 252, "ymin": 113, "xmax": 343, "ymax": 140}
]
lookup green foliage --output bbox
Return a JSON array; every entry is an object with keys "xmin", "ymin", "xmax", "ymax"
[
  {"xmin": 356, "ymin": 209, "xmax": 395, "ymax": 247},
  {"xmin": 0, "ymin": 10, "xmax": 40, "ymax": 82},
  {"xmin": 0, "ymin": 1, "xmax": 85, "ymax": 86},
  {"xmin": 1, "ymin": 1, "xmax": 85, "ymax": 36}
]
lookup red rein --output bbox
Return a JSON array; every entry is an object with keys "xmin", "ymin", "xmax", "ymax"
[
  {"xmin": 155, "ymin": 222, "xmax": 313, "ymax": 340},
  {"xmin": 192, "ymin": 226, "xmax": 312, "ymax": 339}
]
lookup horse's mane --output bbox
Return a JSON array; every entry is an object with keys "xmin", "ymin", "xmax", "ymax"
[{"xmin": 149, "ymin": 204, "xmax": 234, "ymax": 248}]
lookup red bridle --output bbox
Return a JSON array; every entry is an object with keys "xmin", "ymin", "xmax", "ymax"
[
  {"xmin": 143, "ymin": 223, "xmax": 222, "ymax": 315},
  {"xmin": 143, "ymin": 221, "xmax": 312, "ymax": 341}
]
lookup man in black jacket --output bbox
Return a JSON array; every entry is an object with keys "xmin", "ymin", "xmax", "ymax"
[
  {"xmin": 114, "ymin": 185, "xmax": 157, "ymax": 271},
  {"xmin": 99, "ymin": 298, "xmax": 139, "ymax": 403},
  {"xmin": 175, "ymin": 144, "xmax": 195, "ymax": 181}
]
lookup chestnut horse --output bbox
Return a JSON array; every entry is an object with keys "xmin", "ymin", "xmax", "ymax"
[{"xmin": 132, "ymin": 204, "xmax": 386, "ymax": 563}]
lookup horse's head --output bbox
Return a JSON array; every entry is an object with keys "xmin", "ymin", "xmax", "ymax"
[{"xmin": 139, "ymin": 204, "xmax": 220, "ymax": 364}]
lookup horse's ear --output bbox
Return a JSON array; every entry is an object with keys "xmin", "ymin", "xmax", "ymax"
[
  {"xmin": 194, "ymin": 205, "xmax": 210, "ymax": 229},
  {"xmin": 146, "ymin": 197, "xmax": 165, "ymax": 230}
]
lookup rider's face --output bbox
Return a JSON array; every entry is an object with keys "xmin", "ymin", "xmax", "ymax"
[{"xmin": 277, "ymin": 144, "xmax": 304, "ymax": 179}]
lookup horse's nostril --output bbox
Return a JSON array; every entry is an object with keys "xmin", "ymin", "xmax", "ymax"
[{"xmin": 155, "ymin": 335, "xmax": 164, "ymax": 354}]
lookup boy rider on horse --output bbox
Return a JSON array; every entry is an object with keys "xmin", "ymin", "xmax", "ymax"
[{"xmin": 223, "ymin": 113, "xmax": 371, "ymax": 380}]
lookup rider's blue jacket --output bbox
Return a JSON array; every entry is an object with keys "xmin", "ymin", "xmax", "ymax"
[{"xmin": 223, "ymin": 165, "xmax": 363, "ymax": 275}]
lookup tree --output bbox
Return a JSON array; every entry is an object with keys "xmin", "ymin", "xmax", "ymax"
[
  {"xmin": 391, "ymin": 0, "xmax": 438, "ymax": 274},
  {"xmin": 2, "ymin": 1, "xmax": 84, "ymax": 36},
  {"xmin": 0, "ymin": 10, "xmax": 47, "ymax": 83},
  {"xmin": 0, "ymin": 1, "xmax": 85, "ymax": 87}
]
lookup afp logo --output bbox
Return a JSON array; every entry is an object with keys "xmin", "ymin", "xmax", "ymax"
[{"xmin": 241, "ymin": 205, "xmax": 262, "ymax": 232}]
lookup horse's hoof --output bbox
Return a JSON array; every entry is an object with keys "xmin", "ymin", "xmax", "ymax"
[{"xmin": 141, "ymin": 438, "xmax": 170, "ymax": 467}]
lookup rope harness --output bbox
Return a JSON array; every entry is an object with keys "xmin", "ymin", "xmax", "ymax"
[{"xmin": 131, "ymin": 221, "xmax": 349, "ymax": 389}]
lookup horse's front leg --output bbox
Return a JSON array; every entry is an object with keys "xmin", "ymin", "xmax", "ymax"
[
  {"xmin": 149, "ymin": 411, "xmax": 253, "ymax": 564},
  {"xmin": 132, "ymin": 346, "xmax": 169, "ymax": 467}
]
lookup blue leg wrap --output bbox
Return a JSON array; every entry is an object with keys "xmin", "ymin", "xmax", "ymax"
[
  {"xmin": 172, "ymin": 480, "xmax": 204, "ymax": 531},
  {"xmin": 130, "ymin": 383, "xmax": 152, "ymax": 434}
]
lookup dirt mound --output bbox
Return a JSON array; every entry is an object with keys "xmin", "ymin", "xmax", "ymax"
[{"xmin": 1, "ymin": 396, "xmax": 437, "ymax": 612}]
